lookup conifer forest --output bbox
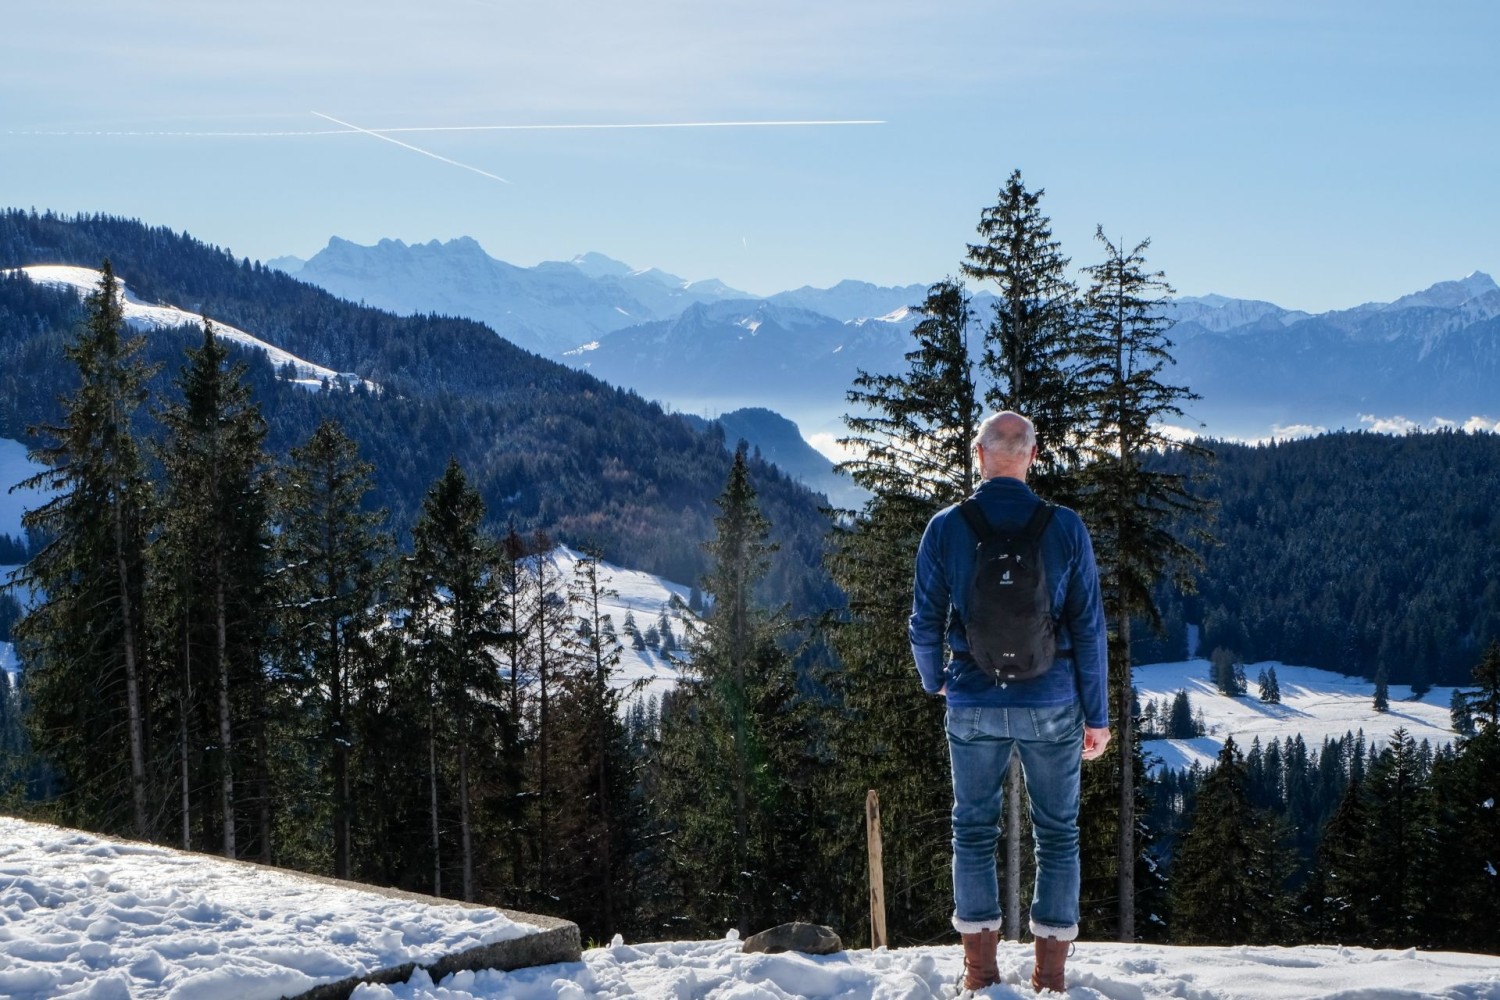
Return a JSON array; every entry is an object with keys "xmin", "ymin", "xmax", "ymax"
[{"xmin": 1, "ymin": 186, "xmax": 1498, "ymax": 955}]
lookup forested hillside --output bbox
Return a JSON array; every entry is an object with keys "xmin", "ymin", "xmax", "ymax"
[
  {"xmin": 0, "ymin": 210, "xmax": 837, "ymax": 610},
  {"xmin": 1145, "ymin": 431, "xmax": 1500, "ymax": 688}
]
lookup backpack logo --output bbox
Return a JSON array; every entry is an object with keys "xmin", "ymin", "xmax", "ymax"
[{"xmin": 957, "ymin": 499, "xmax": 1057, "ymax": 683}]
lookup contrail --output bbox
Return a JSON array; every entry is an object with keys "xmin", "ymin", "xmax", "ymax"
[
  {"xmin": 10, "ymin": 119, "xmax": 884, "ymax": 138},
  {"xmin": 370, "ymin": 119, "xmax": 885, "ymax": 133},
  {"xmin": 311, "ymin": 111, "xmax": 511, "ymax": 184}
]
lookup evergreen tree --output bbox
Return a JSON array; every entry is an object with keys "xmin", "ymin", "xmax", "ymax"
[
  {"xmin": 552, "ymin": 550, "xmax": 637, "ymax": 939},
  {"xmin": 1168, "ymin": 737, "xmax": 1287, "ymax": 944},
  {"xmin": 271, "ymin": 418, "xmax": 392, "ymax": 878},
  {"xmin": 399, "ymin": 459, "xmax": 507, "ymax": 900},
  {"xmin": 1362, "ymin": 728, "xmax": 1430, "ymax": 946},
  {"xmin": 523, "ymin": 533, "xmax": 576, "ymax": 900},
  {"xmin": 1373, "ymin": 666, "xmax": 1390, "ymax": 713},
  {"xmin": 839, "ymin": 278, "xmax": 979, "ymax": 504},
  {"xmin": 1258, "ymin": 666, "xmax": 1281, "ymax": 704},
  {"xmin": 1167, "ymin": 690, "xmax": 1197, "ymax": 740},
  {"xmin": 827, "ymin": 278, "xmax": 983, "ymax": 942},
  {"xmin": 655, "ymin": 449, "xmax": 816, "ymax": 934},
  {"xmin": 961, "ymin": 170, "xmax": 1086, "ymax": 500},
  {"xmin": 1424, "ymin": 651, "xmax": 1500, "ymax": 952},
  {"xmin": 1075, "ymin": 228, "xmax": 1211, "ymax": 939},
  {"xmin": 11, "ymin": 261, "xmax": 157, "ymax": 837},
  {"xmin": 153, "ymin": 320, "xmax": 272, "ymax": 858}
]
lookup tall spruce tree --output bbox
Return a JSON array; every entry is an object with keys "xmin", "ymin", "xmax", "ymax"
[
  {"xmin": 12, "ymin": 262, "xmax": 157, "ymax": 838},
  {"xmin": 522, "ymin": 534, "xmax": 575, "ymax": 901},
  {"xmin": 1168, "ymin": 737, "xmax": 1288, "ymax": 944},
  {"xmin": 1425, "ymin": 648, "xmax": 1500, "ymax": 952},
  {"xmin": 1362, "ymin": 728, "xmax": 1430, "ymax": 946},
  {"xmin": 154, "ymin": 320, "xmax": 272, "ymax": 858},
  {"xmin": 271, "ymin": 419, "xmax": 391, "ymax": 878},
  {"xmin": 961, "ymin": 170, "xmax": 1087, "ymax": 501},
  {"xmin": 553, "ymin": 550, "xmax": 635, "ymax": 939},
  {"xmin": 1076, "ymin": 228, "xmax": 1211, "ymax": 939},
  {"xmin": 827, "ymin": 279, "xmax": 981, "ymax": 941},
  {"xmin": 400, "ymin": 459, "xmax": 507, "ymax": 900},
  {"xmin": 655, "ymin": 449, "xmax": 812, "ymax": 934}
]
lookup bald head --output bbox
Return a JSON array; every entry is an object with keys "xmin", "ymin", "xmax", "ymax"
[{"xmin": 973, "ymin": 411, "xmax": 1036, "ymax": 480}]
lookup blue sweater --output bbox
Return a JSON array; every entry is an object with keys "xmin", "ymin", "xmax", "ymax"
[{"xmin": 909, "ymin": 476, "xmax": 1110, "ymax": 729}]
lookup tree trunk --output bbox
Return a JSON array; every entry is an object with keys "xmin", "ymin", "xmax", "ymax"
[
  {"xmin": 113, "ymin": 502, "xmax": 150, "ymax": 841},
  {"xmin": 1116, "ymin": 614, "xmax": 1136, "ymax": 941},
  {"xmin": 216, "ymin": 564, "xmax": 235, "ymax": 858},
  {"xmin": 429, "ymin": 701, "xmax": 442, "ymax": 897},
  {"xmin": 332, "ymin": 622, "xmax": 350, "ymax": 879},
  {"xmin": 459, "ymin": 739, "xmax": 474, "ymax": 902},
  {"xmin": 179, "ymin": 620, "xmax": 192, "ymax": 850}
]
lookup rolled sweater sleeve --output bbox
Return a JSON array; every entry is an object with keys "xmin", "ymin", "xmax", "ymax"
[
  {"xmin": 908, "ymin": 512, "xmax": 949, "ymax": 694},
  {"xmin": 1064, "ymin": 520, "xmax": 1110, "ymax": 728}
]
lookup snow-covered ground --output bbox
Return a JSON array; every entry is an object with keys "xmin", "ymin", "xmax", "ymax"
[
  {"xmin": 4, "ymin": 816, "xmax": 1499, "ymax": 1000},
  {"xmin": 539, "ymin": 546, "xmax": 694, "ymax": 705},
  {"xmin": 0, "ymin": 437, "xmax": 45, "ymax": 541},
  {"xmin": 361, "ymin": 937, "xmax": 1500, "ymax": 1000},
  {"xmin": 1134, "ymin": 659, "xmax": 1460, "ymax": 773},
  {"xmin": 0, "ymin": 817, "xmax": 540, "ymax": 1000},
  {"xmin": 10, "ymin": 265, "xmax": 377, "ymax": 392}
]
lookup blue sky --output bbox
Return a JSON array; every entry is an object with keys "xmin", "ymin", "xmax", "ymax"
[{"xmin": 4, "ymin": 0, "xmax": 1497, "ymax": 312}]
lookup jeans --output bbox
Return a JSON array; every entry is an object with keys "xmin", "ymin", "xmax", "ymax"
[{"xmin": 946, "ymin": 702, "xmax": 1083, "ymax": 939}]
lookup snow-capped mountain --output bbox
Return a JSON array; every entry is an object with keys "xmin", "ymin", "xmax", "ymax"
[
  {"xmin": 568, "ymin": 298, "xmax": 913, "ymax": 421},
  {"xmin": 271, "ymin": 238, "xmax": 751, "ymax": 356},
  {"xmin": 1168, "ymin": 271, "xmax": 1500, "ymax": 438},
  {"xmin": 272, "ymin": 234, "xmax": 1500, "ymax": 446}
]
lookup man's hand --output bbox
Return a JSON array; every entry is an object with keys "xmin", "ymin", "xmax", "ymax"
[{"xmin": 1082, "ymin": 726, "xmax": 1111, "ymax": 761}]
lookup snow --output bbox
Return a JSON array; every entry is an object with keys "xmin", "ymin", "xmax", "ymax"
[
  {"xmin": 9, "ymin": 266, "xmax": 379, "ymax": 393},
  {"xmin": 349, "ymin": 938, "xmax": 1500, "ymax": 1000},
  {"xmin": 4, "ymin": 814, "xmax": 1500, "ymax": 1000},
  {"xmin": 0, "ymin": 817, "xmax": 539, "ymax": 1000},
  {"xmin": 539, "ymin": 546, "xmax": 694, "ymax": 705},
  {"xmin": 0, "ymin": 438, "xmax": 46, "ymax": 540},
  {"xmin": 1134, "ymin": 659, "xmax": 1460, "ymax": 773}
]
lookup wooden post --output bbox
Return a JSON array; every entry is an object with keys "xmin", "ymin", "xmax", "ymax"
[{"xmin": 866, "ymin": 789, "xmax": 887, "ymax": 949}]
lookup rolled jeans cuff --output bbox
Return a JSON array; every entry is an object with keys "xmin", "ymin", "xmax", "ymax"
[
  {"xmin": 951, "ymin": 915, "xmax": 1003, "ymax": 934},
  {"xmin": 1030, "ymin": 918, "xmax": 1078, "ymax": 942}
]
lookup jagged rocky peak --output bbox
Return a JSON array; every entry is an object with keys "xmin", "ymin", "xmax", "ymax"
[{"xmin": 1388, "ymin": 271, "xmax": 1499, "ymax": 311}]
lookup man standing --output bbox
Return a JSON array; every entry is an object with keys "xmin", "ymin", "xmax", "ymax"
[{"xmin": 909, "ymin": 411, "xmax": 1110, "ymax": 994}]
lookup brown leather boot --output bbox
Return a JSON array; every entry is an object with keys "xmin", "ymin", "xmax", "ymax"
[
  {"xmin": 1030, "ymin": 935, "xmax": 1069, "ymax": 993},
  {"xmin": 960, "ymin": 928, "xmax": 1000, "ymax": 991}
]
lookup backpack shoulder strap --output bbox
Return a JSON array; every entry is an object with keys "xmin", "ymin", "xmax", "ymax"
[
  {"xmin": 1021, "ymin": 501, "xmax": 1056, "ymax": 542},
  {"xmin": 957, "ymin": 498, "xmax": 995, "ymax": 541}
]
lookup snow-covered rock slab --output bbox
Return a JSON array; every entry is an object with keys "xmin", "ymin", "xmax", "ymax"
[{"xmin": 0, "ymin": 816, "xmax": 580, "ymax": 1000}]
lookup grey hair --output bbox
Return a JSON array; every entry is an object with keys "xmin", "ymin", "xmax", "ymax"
[{"xmin": 972, "ymin": 411, "xmax": 1036, "ymax": 458}]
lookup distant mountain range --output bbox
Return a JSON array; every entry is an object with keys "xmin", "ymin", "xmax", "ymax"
[{"xmin": 273, "ymin": 238, "xmax": 1500, "ymax": 451}]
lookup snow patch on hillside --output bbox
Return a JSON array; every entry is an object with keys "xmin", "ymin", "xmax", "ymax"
[
  {"xmin": 540, "ymin": 546, "xmax": 694, "ymax": 705},
  {"xmin": 0, "ymin": 438, "xmax": 46, "ymax": 540},
  {"xmin": 1136, "ymin": 659, "xmax": 1460, "ymax": 773},
  {"xmin": 11, "ymin": 266, "xmax": 378, "ymax": 393}
]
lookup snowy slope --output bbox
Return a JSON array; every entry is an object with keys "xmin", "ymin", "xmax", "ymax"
[
  {"xmin": 11, "ymin": 266, "xmax": 377, "ymax": 392},
  {"xmin": 1135, "ymin": 658, "xmax": 1460, "ymax": 773},
  {"xmin": 538, "ymin": 546, "xmax": 694, "ymax": 705},
  {"xmin": 0, "ymin": 437, "xmax": 45, "ymax": 540},
  {"xmin": 4, "ymin": 814, "xmax": 1500, "ymax": 1000}
]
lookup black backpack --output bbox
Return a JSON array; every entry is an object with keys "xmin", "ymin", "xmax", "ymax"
[{"xmin": 957, "ymin": 498, "xmax": 1058, "ymax": 682}]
